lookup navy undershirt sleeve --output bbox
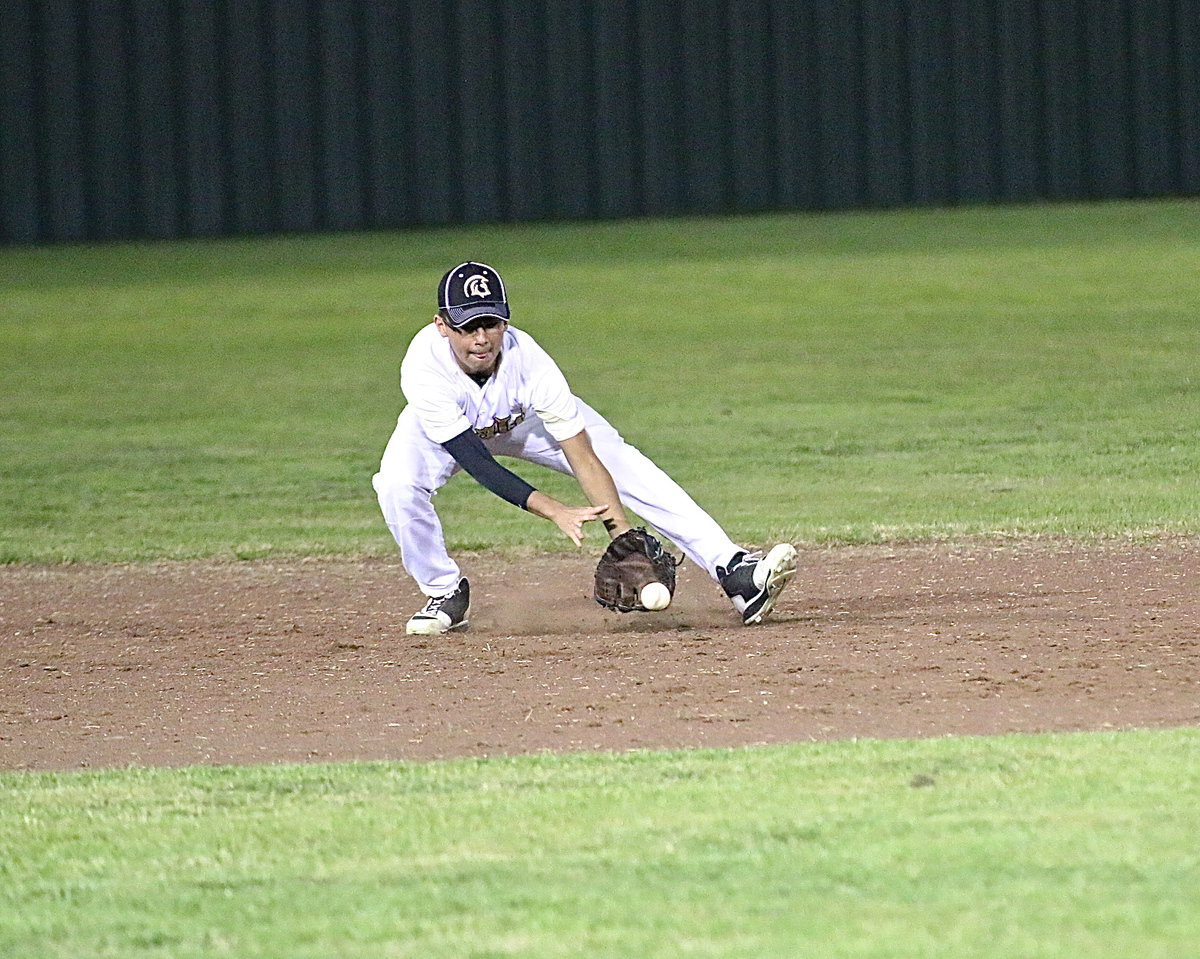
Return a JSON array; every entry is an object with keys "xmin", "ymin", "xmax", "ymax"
[{"xmin": 441, "ymin": 428, "xmax": 537, "ymax": 510}]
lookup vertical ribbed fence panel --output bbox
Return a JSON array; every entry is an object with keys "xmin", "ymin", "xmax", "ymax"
[
  {"xmin": 500, "ymin": 2, "xmax": 549, "ymax": 222},
  {"xmin": 861, "ymin": 0, "xmax": 911, "ymax": 208},
  {"xmin": 1180, "ymin": 0, "xmax": 1200, "ymax": 190},
  {"xmin": 728, "ymin": 0, "xmax": 773, "ymax": 210},
  {"xmin": 130, "ymin": 0, "xmax": 182, "ymax": 238},
  {"xmin": 996, "ymin": 2, "xmax": 1044, "ymax": 201},
  {"xmin": 0, "ymin": 1, "xmax": 38, "ymax": 243},
  {"xmin": 1129, "ymin": 0, "xmax": 1176, "ymax": 196},
  {"xmin": 907, "ymin": 1, "xmax": 954, "ymax": 205},
  {"xmin": 678, "ymin": 0, "xmax": 729, "ymax": 212},
  {"xmin": 770, "ymin": 5, "xmax": 819, "ymax": 211},
  {"xmin": 543, "ymin": 0, "xmax": 593, "ymax": 220},
  {"xmin": 41, "ymin": 0, "xmax": 88, "ymax": 241},
  {"xmin": 1, "ymin": 0, "xmax": 1197, "ymax": 244},
  {"xmin": 635, "ymin": 3, "xmax": 686, "ymax": 216}
]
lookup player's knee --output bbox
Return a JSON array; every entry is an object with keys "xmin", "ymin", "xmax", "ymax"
[{"xmin": 373, "ymin": 474, "xmax": 432, "ymax": 517}]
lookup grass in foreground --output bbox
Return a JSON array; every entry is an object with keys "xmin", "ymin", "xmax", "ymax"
[
  {"xmin": 3, "ymin": 199, "xmax": 1200, "ymax": 562},
  {"xmin": 2, "ymin": 728, "xmax": 1197, "ymax": 959}
]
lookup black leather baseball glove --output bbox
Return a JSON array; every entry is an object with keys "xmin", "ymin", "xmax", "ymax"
[{"xmin": 593, "ymin": 528, "xmax": 680, "ymax": 613}]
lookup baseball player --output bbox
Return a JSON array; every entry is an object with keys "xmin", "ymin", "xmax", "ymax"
[{"xmin": 373, "ymin": 261, "xmax": 797, "ymax": 634}]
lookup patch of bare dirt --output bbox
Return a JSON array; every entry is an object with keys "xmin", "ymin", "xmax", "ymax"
[{"xmin": 2, "ymin": 540, "xmax": 1198, "ymax": 770}]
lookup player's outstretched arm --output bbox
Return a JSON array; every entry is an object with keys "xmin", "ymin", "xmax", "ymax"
[
  {"xmin": 558, "ymin": 430, "xmax": 632, "ymax": 538},
  {"xmin": 440, "ymin": 428, "xmax": 610, "ymax": 546}
]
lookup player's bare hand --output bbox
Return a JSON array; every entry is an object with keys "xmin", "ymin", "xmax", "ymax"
[
  {"xmin": 526, "ymin": 492, "xmax": 606, "ymax": 546},
  {"xmin": 552, "ymin": 504, "xmax": 608, "ymax": 546}
]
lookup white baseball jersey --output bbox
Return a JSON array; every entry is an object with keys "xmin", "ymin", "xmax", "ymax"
[{"xmin": 400, "ymin": 323, "xmax": 585, "ymax": 445}]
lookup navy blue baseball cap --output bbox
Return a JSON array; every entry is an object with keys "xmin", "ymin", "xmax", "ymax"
[{"xmin": 438, "ymin": 261, "xmax": 510, "ymax": 328}]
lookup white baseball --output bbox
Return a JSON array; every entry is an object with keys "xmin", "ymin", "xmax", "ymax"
[{"xmin": 640, "ymin": 582, "xmax": 671, "ymax": 611}]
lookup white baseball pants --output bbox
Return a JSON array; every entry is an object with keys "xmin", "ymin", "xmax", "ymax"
[{"xmin": 373, "ymin": 400, "xmax": 741, "ymax": 597}]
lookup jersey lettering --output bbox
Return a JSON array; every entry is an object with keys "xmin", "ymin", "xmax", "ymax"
[{"xmin": 473, "ymin": 409, "xmax": 526, "ymax": 439}]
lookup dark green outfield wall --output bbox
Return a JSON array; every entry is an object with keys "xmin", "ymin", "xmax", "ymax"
[{"xmin": 2, "ymin": 0, "xmax": 1197, "ymax": 243}]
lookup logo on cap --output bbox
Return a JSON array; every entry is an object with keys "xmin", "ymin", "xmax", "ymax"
[{"xmin": 464, "ymin": 274, "xmax": 493, "ymax": 299}]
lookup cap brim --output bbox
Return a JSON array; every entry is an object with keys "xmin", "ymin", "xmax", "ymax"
[{"xmin": 445, "ymin": 303, "xmax": 511, "ymax": 327}]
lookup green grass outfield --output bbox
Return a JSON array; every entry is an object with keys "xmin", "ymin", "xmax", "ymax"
[
  {"xmin": 3, "ymin": 731, "xmax": 1199, "ymax": 958},
  {"xmin": 2, "ymin": 198, "xmax": 1198, "ymax": 563},
  {"xmin": 3, "ymin": 199, "xmax": 1199, "ymax": 956}
]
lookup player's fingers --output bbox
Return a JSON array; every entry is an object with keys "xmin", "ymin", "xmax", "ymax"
[
  {"xmin": 556, "ymin": 505, "xmax": 604, "ymax": 546},
  {"xmin": 558, "ymin": 515, "xmax": 584, "ymax": 546}
]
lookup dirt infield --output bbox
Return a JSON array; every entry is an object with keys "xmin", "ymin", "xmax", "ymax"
[{"xmin": 3, "ymin": 540, "xmax": 1198, "ymax": 771}]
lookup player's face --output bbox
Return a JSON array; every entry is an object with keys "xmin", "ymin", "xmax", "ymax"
[{"xmin": 435, "ymin": 315, "xmax": 508, "ymax": 376}]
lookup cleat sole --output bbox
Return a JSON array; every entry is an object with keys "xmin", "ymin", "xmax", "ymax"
[{"xmin": 743, "ymin": 544, "xmax": 798, "ymax": 625}]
